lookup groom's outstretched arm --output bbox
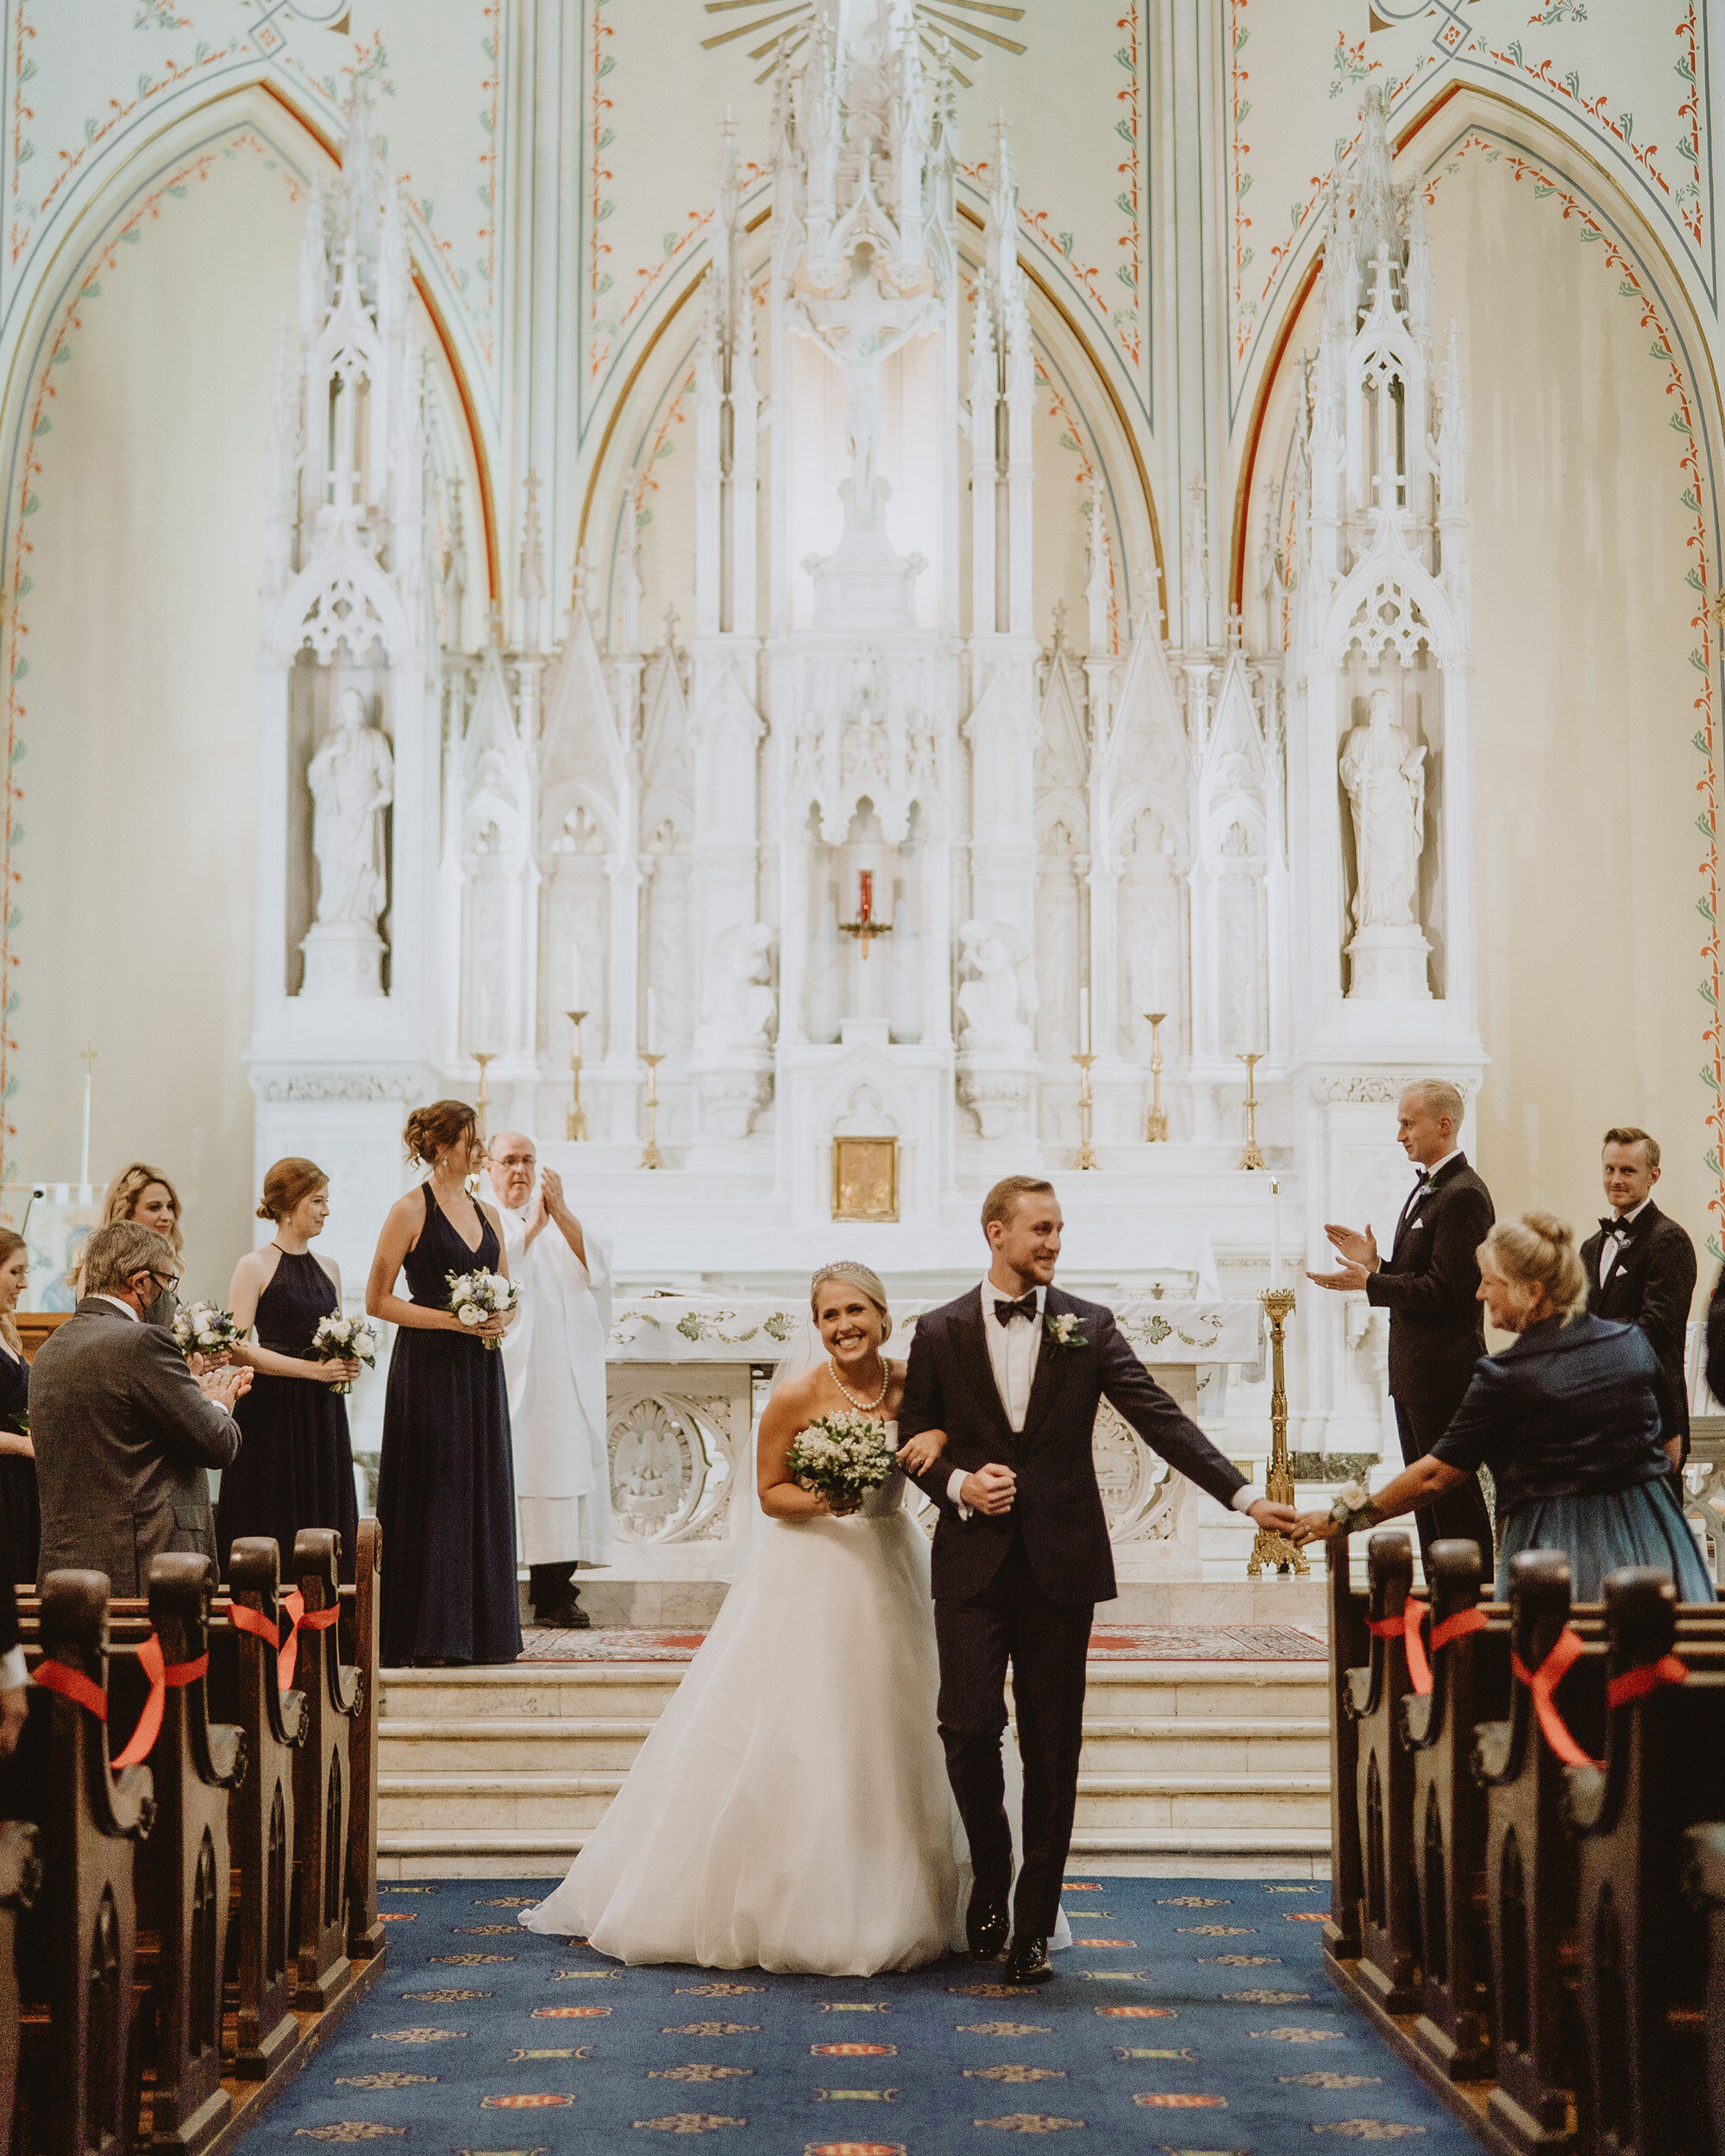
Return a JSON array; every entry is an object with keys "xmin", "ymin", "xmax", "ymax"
[{"xmin": 1095, "ymin": 1311, "xmax": 1248, "ymax": 1513}]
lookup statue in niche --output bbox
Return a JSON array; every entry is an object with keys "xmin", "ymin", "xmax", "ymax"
[
  {"xmin": 1339, "ymin": 687, "xmax": 1426, "ymax": 931},
  {"xmin": 956, "ymin": 920, "xmax": 1035, "ymax": 1050},
  {"xmin": 693, "ymin": 923, "xmax": 777, "ymax": 1052},
  {"xmin": 309, "ymin": 686, "xmax": 394, "ymax": 929},
  {"xmin": 791, "ymin": 241, "xmax": 937, "ymax": 530}
]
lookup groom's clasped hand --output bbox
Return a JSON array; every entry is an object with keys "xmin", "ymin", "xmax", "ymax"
[{"xmin": 960, "ymin": 1460, "xmax": 1017, "ymax": 1514}]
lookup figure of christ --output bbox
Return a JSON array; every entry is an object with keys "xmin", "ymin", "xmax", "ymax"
[{"xmin": 792, "ymin": 244, "xmax": 938, "ymax": 528}]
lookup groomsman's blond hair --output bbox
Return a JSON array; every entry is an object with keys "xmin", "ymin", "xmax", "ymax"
[
  {"xmin": 1400, "ymin": 1078, "xmax": 1465, "ymax": 1130},
  {"xmin": 981, "ymin": 1175, "xmax": 1056, "ymax": 1232}
]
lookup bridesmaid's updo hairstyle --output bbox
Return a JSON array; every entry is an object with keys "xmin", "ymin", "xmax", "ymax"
[
  {"xmin": 258, "ymin": 1156, "xmax": 328, "ymax": 1223},
  {"xmin": 1481, "ymin": 1211, "xmax": 1588, "ymax": 1324},
  {"xmin": 811, "ymin": 1261, "xmax": 892, "ymax": 1342},
  {"xmin": 403, "ymin": 1099, "xmax": 479, "ymax": 1168}
]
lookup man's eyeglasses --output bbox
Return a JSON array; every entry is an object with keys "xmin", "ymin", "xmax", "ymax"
[{"xmin": 151, "ymin": 1270, "xmax": 180, "ymax": 1294}]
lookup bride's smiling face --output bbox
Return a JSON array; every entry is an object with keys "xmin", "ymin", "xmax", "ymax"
[{"xmin": 816, "ymin": 1283, "xmax": 885, "ymax": 1367}]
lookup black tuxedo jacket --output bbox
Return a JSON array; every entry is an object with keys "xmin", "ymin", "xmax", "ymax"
[
  {"xmin": 1581, "ymin": 1201, "xmax": 1696, "ymax": 1449},
  {"xmin": 898, "ymin": 1283, "xmax": 1246, "ymax": 1608},
  {"xmin": 1364, "ymin": 1155, "xmax": 1495, "ymax": 1407}
]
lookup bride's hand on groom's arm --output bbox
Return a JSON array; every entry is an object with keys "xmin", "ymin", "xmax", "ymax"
[{"xmin": 896, "ymin": 1427, "xmax": 948, "ymax": 1474}]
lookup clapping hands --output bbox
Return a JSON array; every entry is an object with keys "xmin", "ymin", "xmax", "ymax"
[
  {"xmin": 199, "ymin": 1365, "xmax": 252, "ymax": 1410},
  {"xmin": 1307, "ymin": 1220, "xmax": 1379, "ymax": 1294}
]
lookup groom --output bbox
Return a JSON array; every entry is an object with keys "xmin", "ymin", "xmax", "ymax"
[{"xmin": 900, "ymin": 1176, "xmax": 1299, "ymax": 1984}]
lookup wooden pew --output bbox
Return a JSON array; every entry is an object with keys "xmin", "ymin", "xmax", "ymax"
[
  {"xmin": 289, "ymin": 1527, "xmax": 360, "ymax": 2012},
  {"xmin": 1339, "ymin": 1529, "xmax": 1421, "ymax": 2015},
  {"xmin": 215, "ymin": 1537, "xmax": 305, "ymax": 2081},
  {"xmin": 0, "ymin": 1816, "xmax": 41, "ymax": 2152},
  {"xmin": 1325, "ymin": 1531, "xmax": 1371, "ymax": 1964},
  {"xmin": 9, "ymin": 1570, "xmax": 157, "ymax": 2156},
  {"xmin": 1566, "ymin": 1570, "xmax": 1725, "ymax": 2156},
  {"xmin": 1683, "ymin": 1822, "xmax": 1725, "ymax": 2156},
  {"xmin": 132, "ymin": 1554, "xmax": 245, "ymax": 2156},
  {"xmin": 1401, "ymin": 1536, "xmax": 1509, "ymax": 2085},
  {"xmin": 340, "ymin": 1518, "xmax": 383, "ymax": 1965}
]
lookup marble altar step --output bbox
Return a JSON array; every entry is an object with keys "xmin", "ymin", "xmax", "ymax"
[{"xmin": 376, "ymin": 1662, "xmax": 1332, "ymax": 1878}]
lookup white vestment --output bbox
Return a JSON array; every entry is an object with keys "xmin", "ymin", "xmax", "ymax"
[{"xmin": 499, "ymin": 1206, "xmax": 615, "ymax": 1568}]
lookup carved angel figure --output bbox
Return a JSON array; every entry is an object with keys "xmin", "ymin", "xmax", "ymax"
[
  {"xmin": 693, "ymin": 922, "xmax": 777, "ymax": 1052},
  {"xmin": 956, "ymin": 920, "xmax": 1035, "ymax": 1050},
  {"xmin": 1339, "ymin": 688, "xmax": 1426, "ymax": 931}
]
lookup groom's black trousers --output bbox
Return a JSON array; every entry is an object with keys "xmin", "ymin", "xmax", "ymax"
[{"xmin": 934, "ymin": 1529, "xmax": 1093, "ymax": 1940}]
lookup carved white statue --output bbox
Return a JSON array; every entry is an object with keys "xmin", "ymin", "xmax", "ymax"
[
  {"xmin": 956, "ymin": 920, "xmax": 1035, "ymax": 1050},
  {"xmin": 309, "ymin": 687, "xmax": 394, "ymax": 930},
  {"xmin": 1339, "ymin": 688, "xmax": 1426, "ymax": 931},
  {"xmin": 792, "ymin": 240, "xmax": 937, "ymax": 530},
  {"xmin": 693, "ymin": 922, "xmax": 777, "ymax": 1052}
]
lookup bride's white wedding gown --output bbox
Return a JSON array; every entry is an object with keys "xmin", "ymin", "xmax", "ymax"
[{"xmin": 521, "ymin": 1429, "xmax": 1052, "ymax": 1977}]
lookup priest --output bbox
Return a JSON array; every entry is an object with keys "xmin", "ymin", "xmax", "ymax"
[{"xmin": 485, "ymin": 1131, "xmax": 614, "ymax": 1626}]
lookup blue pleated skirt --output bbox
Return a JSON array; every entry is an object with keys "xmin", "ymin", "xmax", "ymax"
[{"xmin": 1496, "ymin": 1476, "xmax": 1716, "ymax": 1603}]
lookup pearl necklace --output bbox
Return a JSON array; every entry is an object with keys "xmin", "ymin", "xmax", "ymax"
[{"xmin": 828, "ymin": 1354, "xmax": 888, "ymax": 1413}]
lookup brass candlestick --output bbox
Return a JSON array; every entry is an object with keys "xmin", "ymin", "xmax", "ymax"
[
  {"xmin": 1073, "ymin": 1050, "xmax": 1098, "ymax": 1169},
  {"xmin": 565, "ymin": 1009, "xmax": 590, "ymax": 1142},
  {"xmin": 1248, "ymin": 1285, "xmax": 1308, "ymax": 1578},
  {"xmin": 474, "ymin": 1051, "xmax": 495, "ymax": 1130},
  {"xmin": 639, "ymin": 1050, "xmax": 666, "ymax": 1170},
  {"xmin": 1143, "ymin": 1011, "xmax": 1169, "ymax": 1141},
  {"xmin": 1237, "ymin": 1050, "xmax": 1265, "ymax": 1170}
]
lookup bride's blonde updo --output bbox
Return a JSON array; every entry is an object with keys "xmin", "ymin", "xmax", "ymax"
[
  {"xmin": 810, "ymin": 1261, "xmax": 892, "ymax": 1342},
  {"xmin": 1481, "ymin": 1211, "xmax": 1588, "ymax": 1323}
]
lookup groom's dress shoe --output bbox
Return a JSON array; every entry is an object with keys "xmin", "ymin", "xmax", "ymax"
[
  {"xmin": 967, "ymin": 1897, "xmax": 1009, "ymax": 1960},
  {"xmin": 1003, "ymin": 1934, "xmax": 1054, "ymax": 1986}
]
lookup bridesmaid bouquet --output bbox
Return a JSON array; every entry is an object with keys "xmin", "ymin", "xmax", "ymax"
[
  {"xmin": 308, "ymin": 1313, "xmax": 380, "ymax": 1395},
  {"xmin": 445, "ymin": 1268, "xmax": 518, "ymax": 1350},
  {"xmin": 171, "ymin": 1300, "xmax": 242, "ymax": 1361},
  {"xmin": 787, "ymin": 1412, "xmax": 897, "ymax": 1516}
]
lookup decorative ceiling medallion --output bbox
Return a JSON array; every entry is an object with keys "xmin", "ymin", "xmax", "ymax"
[{"xmin": 700, "ymin": 3, "xmax": 1026, "ymax": 87}]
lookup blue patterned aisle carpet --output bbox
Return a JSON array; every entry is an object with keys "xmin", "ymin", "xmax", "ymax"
[{"xmin": 242, "ymin": 1877, "xmax": 1477, "ymax": 2153}]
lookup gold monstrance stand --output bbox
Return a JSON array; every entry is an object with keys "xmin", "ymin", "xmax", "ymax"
[
  {"xmin": 1142, "ymin": 1012, "xmax": 1168, "ymax": 1141},
  {"xmin": 1248, "ymin": 1286, "xmax": 1308, "ymax": 1577},
  {"xmin": 565, "ymin": 1010, "xmax": 589, "ymax": 1142}
]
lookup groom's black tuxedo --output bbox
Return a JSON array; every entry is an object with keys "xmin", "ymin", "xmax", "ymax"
[
  {"xmin": 899, "ymin": 1281, "xmax": 1250, "ymax": 1942},
  {"xmin": 900, "ymin": 1283, "xmax": 1248, "ymax": 1602}
]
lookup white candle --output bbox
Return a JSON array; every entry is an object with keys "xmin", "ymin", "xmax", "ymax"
[
  {"xmin": 479, "ymin": 985, "xmax": 492, "ymax": 1053},
  {"xmin": 647, "ymin": 987, "xmax": 659, "ymax": 1056},
  {"xmin": 1270, "ymin": 1177, "xmax": 1283, "ymax": 1289},
  {"xmin": 1079, "ymin": 988, "xmax": 1090, "ymax": 1054},
  {"xmin": 1151, "ymin": 946, "xmax": 1163, "ymax": 1015},
  {"xmin": 568, "ymin": 943, "xmax": 581, "ymax": 1012},
  {"xmin": 78, "ymin": 1070, "xmax": 91, "ymax": 1188}
]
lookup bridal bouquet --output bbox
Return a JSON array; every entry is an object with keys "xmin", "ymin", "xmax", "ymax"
[
  {"xmin": 308, "ymin": 1313, "xmax": 380, "ymax": 1395},
  {"xmin": 787, "ymin": 1412, "xmax": 897, "ymax": 1515},
  {"xmin": 446, "ymin": 1268, "xmax": 518, "ymax": 1351},
  {"xmin": 171, "ymin": 1300, "xmax": 243, "ymax": 1361}
]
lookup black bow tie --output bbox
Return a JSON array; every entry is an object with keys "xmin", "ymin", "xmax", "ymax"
[
  {"xmin": 1602, "ymin": 1216, "xmax": 1636, "ymax": 1240},
  {"xmin": 994, "ymin": 1293, "xmax": 1038, "ymax": 1326}
]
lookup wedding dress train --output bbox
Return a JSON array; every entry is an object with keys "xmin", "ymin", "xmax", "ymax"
[{"xmin": 520, "ymin": 1433, "xmax": 1066, "ymax": 1976}]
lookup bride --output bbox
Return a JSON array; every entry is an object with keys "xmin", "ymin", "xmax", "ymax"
[{"xmin": 519, "ymin": 1261, "xmax": 972, "ymax": 1975}]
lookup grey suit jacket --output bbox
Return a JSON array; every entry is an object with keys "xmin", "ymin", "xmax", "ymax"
[{"xmin": 31, "ymin": 1296, "xmax": 242, "ymax": 1594}]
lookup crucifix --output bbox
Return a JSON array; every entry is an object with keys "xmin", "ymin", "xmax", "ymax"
[{"xmin": 791, "ymin": 241, "xmax": 937, "ymax": 528}]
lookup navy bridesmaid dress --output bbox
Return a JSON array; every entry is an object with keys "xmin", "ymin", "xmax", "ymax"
[
  {"xmin": 216, "ymin": 1250, "xmax": 359, "ymax": 1585},
  {"xmin": 376, "ymin": 1183, "xmax": 521, "ymax": 1666},
  {"xmin": 0, "ymin": 1341, "xmax": 36, "ymax": 1588}
]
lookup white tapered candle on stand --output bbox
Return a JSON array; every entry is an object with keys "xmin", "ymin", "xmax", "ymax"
[
  {"xmin": 568, "ymin": 943, "xmax": 581, "ymax": 1012},
  {"xmin": 1270, "ymin": 1177, "xmax": 1283, "ymax": 1289},
  {"xmin": 1079, "ymin": 987, "xmax": 1090, "ymax": 1056}
]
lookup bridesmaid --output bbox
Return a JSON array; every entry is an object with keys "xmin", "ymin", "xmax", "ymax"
[
  {"xmin": 0, "ymin": 1232, "xmax": 38, "ymax": 1589},
  {"xmin": 98, "ymin": 1163, "xmax": 185, "ymax": 1326},
  {"xmin": 217, "ymin": 1158, "xmax": 361, "ymax": 1585},
  {"xmin": 367, "ymin": 1101, "xmax": 521, "ymax": 1667}
]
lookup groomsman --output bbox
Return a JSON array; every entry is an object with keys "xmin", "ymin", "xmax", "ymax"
[
  {"xmin": 1580, "ymin": 1126, "xmax": 1696, "ymax": 1464},
  {"xmin": 1308, "ymin": 1077, "xmax": 1496, "ymax": 1572}
]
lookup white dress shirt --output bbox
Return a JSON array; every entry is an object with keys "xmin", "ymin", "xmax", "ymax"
[
  {"xmin": 944, "ymin": 1277, "xmax": 1263, "ymax": 1519},
  {"xmin": 91, "ymin": 1294, "xmax": 141, "ymax": 1321},
  {"xmin": 1599, "ymin": 1196, "xmax": 1652, "ymax": 1286}
]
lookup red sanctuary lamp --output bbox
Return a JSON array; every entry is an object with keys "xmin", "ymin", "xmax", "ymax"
[{"xmin": 838, "ymin": 868, "xmax": 893, "ymax": 959}]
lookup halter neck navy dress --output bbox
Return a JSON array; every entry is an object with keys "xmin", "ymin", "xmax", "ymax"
[
  {"xmin": 376, "ymin": 1183, "xmax": 522, "ymax": 1666},
  {"xmin": 216, "ymin": 1250, "xmax": 358, "ymax": 1586}
]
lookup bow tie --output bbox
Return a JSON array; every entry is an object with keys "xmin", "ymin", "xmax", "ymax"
[
  {"xmin": 1601, "ymin": 1216, "xmax": 1636, "ymax": 1240},
  {"xmin": 994, "ymin": 1293, "xmax": 1038, "ymax": 1326}
]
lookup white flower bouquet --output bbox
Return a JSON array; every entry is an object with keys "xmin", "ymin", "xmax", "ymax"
[
  {"xmin": 446, "ymin": 1268, "xmax": 518, "ymax": 1351},
  {"xmin": 171, "ymin": 1300, "xmax": 243, "ymax": 1361},
  {"xmin": 787, "ymin": 1411, "xmax": 897, "ymax": 1515},
  {"xmin": 308, "ymin": 1313, "xmax": 380, "ymax": 1395}
]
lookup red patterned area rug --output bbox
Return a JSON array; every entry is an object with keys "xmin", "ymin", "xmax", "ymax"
[{"xmin": 518, "ymin": 1623, "xmax": 1327, "ymax": 1664}]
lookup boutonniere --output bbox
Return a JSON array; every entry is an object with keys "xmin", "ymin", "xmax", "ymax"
[{"xmin": 1045, "ymin": 1312, "xmax": 1088, "ymax": 1351}]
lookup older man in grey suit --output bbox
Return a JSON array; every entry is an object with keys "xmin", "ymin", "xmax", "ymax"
[{"xmin": 31, "ymin": 1220, "xmax": 250, "ymax": 1593}]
